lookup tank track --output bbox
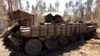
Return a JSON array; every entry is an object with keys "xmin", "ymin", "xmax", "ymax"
[{"xmin": 2, "ymin": 30, "xmax": 96, "ymax": 56}]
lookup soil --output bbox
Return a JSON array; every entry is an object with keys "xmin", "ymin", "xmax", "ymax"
[
  {"xmin": 0, "ymin": 38, "xmax": 10, "ymax": 56},
  {"xmin": 0, "ymin": 28, "xmax": 100, "ymax": 56}
]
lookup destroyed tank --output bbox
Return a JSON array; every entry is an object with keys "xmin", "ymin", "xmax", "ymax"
[{"xmin": 0, "ymin": 13, "xmax": 98, "ymax": 56}]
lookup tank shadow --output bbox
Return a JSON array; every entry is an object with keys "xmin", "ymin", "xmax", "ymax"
[{"xmin": 43, "ymin": 40, "xmax": 87, "ymax": 56}]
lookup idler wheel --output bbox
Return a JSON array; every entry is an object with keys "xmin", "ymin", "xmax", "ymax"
[
  {"xmin": 24, "ymin": 39, "xmax": 42, "ymax": 55},
  {"xmin": 59, "ymin": 36, "xmax": 69, "ymax": 45},
  {"xmin": 45, "ymin": 39, "xmax": 58, "ymax": 50}
]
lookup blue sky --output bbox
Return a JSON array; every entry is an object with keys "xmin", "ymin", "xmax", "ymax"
[{"xmin": 22, "ymin": 0, "xmax": 96, "ymax": 13}]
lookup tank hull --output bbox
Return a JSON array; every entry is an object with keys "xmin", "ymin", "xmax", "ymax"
[{"xmin": 1, "ymin": 23, "xmax": 97, "ymax": 55}]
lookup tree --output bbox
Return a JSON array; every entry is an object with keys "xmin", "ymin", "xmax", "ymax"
[
  {"xmin": 0, "ymin": 0, "xmax": 6, "ymax": 14},
  {"xmin": 8, "ymin": 0, "xmax": 22, "ymax": 10},
  {"xmin": 42, "ymin": 1, "xmax": 46, "ymax": 13},
  {"xmin": 48, "ymin": 3, "xmax": 55, "ymax": 12},
  {"xmin": 73, "ymin": 1, "xmax": 79, "ymax": 19},
  {"xmin": 26, "ymin": 0, "xmax": 30, "ymax": 11},
  {"xmin": 69, "ymin": 0, "xmax": 75, "ymax": 16},
  {"xmin": 35, "ymin": 0, "xmax": 46, "ymax": 14},
  {"xmin": 18, "ymin": 0, "xmax": 22, "ymax": 9},
  {"xmin": 65, "ymin": 2, "xmax": 68, "ymax": 8},
  {"xmin": 95, "ymin": 0, "xmax": 100, "ymax": 18},
  {"xmin": 65, "ymin": 2, "xmax": 69, "ymax": 13},
  {"xmin": 0, "ymin": 0, "xmax": 8, "ymax": 18},
  {"xmin": 85, "ymin": 0, "xmax": 93, "ymax": 20},
  {"xmin": 69, "ymin": 1, "xmax": 73, "ymax": 7},
  {"xmin": 55, "ymin": 0, "xmax": 59, "ymax": 12},
  {"xmin": 31, "ymin": 5, "xmax": 37, "ymax": 14},
  {"xmin": 63, "ymin": 10, "xmax": 68, "ymax": 17},
  {"xmin": 92, "ymin": 0, "xmax": 100, "ymax": 23},
  {"xmin": 79, "ymin": 3, "xmax": 85, "ymax": 19},
  {"xmin": 68, "ymin": 0, "xmax": 74, "ymax": 21}
]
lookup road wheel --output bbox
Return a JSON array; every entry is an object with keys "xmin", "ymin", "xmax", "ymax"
[
  {"xmin": 24, "ymin": 39, "xmax": 42, "ymax": 55},
  {"xmin": 45, "ymin": 39, "xmax": 58, "ymax": 50},
  {"xmin": 59, "ymin": 36, "xmax": 69, "ymax": 45}
]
